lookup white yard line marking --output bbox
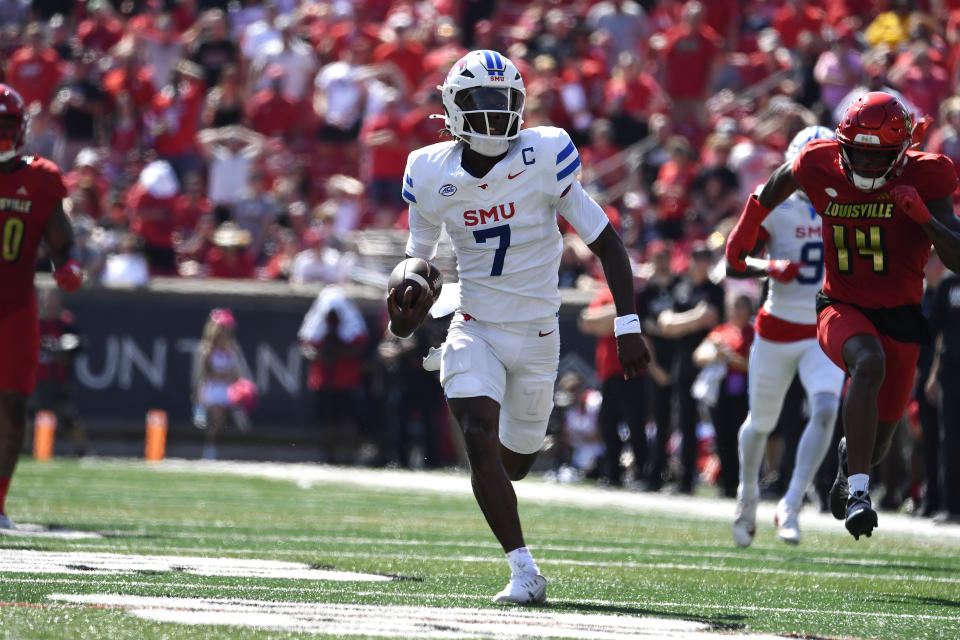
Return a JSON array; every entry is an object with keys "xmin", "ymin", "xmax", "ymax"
[
  {"xmin": 3, "ymin": 578, "xmax": 952, "ymax": 623},
  {"xmin": 43, "ymin": 595, "xmax": 786, "ymax": 639},
  {"xmin": 145, "ymin": 459, "xmax": 960, "ymax": 540},
  {"xmin": 123, "ymin": 530, "xmax": 956, "ymax": 569},
  {"xmin": 0, "ymin": 550, "xmax": 390, "ymax": 582},
  {"xmin": 6, "ymin": 544, "xmax": 954, "ymax": 586}
]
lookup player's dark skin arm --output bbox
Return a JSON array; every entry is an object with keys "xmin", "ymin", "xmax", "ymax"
[
  {"xmin": 43, "ymin": 201, "xmax": 77, "ymax": 269},
  {"xmin": 587, "ymin": 223, "xmax": 652, "ymax": 378},
  {"xmin": 757, "ymin": 161, "xmax": 801, "ymax": 210},
  {"xmin": 920, "ymin": 197, "xmax": 960, "ymax": 273}
]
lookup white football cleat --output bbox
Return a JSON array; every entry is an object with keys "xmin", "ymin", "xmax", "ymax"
[
  {"xmin": 774, "ymin": 499, "xmax": 801, "ymax": 545},
  {"xmin": 492, "ymin": 573, "xmax": 547, "ymax": 604},
  {"xmin": 0, "ymin": 514, "xmax": 14, "ymax": 530},
  {"xmin": 732, "ymin": 497, "xmax": 757, "ymax": 548}
]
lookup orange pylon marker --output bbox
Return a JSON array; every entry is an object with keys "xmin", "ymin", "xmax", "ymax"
[
  {"xmin": 33, "ymin": 410, "xmax": 56, "ymax": 461},
  {"xmin": 145, "ymin": 409, "xmax": 168, "ymax": 463}
]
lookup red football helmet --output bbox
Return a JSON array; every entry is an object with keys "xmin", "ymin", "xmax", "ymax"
[
  {"xmin": 836, "ymin": 91, "xmax": 913, "ymax": 191},
  {"xmin": 0, "ymin": 84, "xmax": 27, "ymax": 162}
]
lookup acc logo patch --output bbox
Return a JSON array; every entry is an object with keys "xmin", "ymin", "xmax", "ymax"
[
  {"xmin": 439, "ymin": 184, "xmax": 458, "ymax": 197},
  {"xmin": 824, "ymin": 188, "xmax": 838, "ymax": 197}
]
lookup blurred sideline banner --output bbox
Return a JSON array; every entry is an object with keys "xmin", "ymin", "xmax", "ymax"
[{"xmin": 43, "ymin": 279, "xmax": 596, "ymax": 436}]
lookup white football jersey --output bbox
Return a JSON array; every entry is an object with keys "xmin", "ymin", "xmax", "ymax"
[
  {"xmin": 759, "ymin": 191, "xmax": 824, "ymax": 325},
  {"xmin": 403, "ymin": 126, "xmax": 608, "ymax": 322}
]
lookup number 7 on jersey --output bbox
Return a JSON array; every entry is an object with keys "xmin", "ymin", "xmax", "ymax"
[{"xmin": 473, "ymin": 224, "xmax": 511, "ymax": 276}]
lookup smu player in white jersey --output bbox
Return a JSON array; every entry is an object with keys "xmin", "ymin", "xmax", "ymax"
[
  {"xmin": 387, "ymin": 50, "xmax": 650, "ymax": 604},
  {"xmin": 727, "ymin": 126, "xmax": 845, "ymax": 547}
]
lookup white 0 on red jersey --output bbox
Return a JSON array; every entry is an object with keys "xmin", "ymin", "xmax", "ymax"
[
  {"xmin": 402, "ymin": 126, "xmax": 608, "ymax": 323},
  {"xmin": 759, "ymin": 191, "xmax": 824, "ymax": 325}
]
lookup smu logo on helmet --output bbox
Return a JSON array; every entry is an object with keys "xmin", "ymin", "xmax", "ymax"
[
  {"xmin": 463, "ymin": 202, "xmax": 515, "ymax": 226},
  {"xmin": 480, "ymin": 50, "xmax": 506, "ymax": 81}
]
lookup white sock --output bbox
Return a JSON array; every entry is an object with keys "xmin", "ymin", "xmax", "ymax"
[
  {"xmin": 784, "ymin": 414, "xmax": 835, "ymax": 510},
  {"xmin": 737, "ymin": 416, "xmax": 768, "ymax": 503},
  {"xmin": 506, "ymin": 547, "xmax": 539, "ymax": 576},
  {"xmin": 848, "ymin": 473, "xmax": 869, "ymax": 495}
]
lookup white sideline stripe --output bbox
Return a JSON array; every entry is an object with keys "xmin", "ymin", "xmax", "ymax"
[
  {"xmin": 5, "ymin": 543, "xmax": 957, "ymax": 586},
  {"xmin": 0, "ymin": 550, "xmax": 390, "ymax": 582},
  {"xmin": 147, "ymin": 459, "xmax": 960, "ymax": 540},
  {"xmin": 37, "ymin": 594, "xmax": 782, "ymax": 639}
]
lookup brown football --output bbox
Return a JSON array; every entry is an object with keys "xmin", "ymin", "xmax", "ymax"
[{"xmin": 388, "ymin": 258, "xmax": 443, "ymax": 308}]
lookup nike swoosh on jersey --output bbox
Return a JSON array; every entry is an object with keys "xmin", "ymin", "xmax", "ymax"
[
  {"xmin": 508, "ymin": 170, "xmax": 526, "ymax": 179},
  {"xmin": 538, "ymin": 329, "xmax": 555, "ymax": 337}
]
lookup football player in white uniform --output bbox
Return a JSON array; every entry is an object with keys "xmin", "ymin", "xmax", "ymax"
[
  {"xmin": 727, "ymin": 126, "xmax": 846, "ymax": 547},
  {"xmin": 387, "ymin": 50, "xmax": 650, "ymax": 603}
]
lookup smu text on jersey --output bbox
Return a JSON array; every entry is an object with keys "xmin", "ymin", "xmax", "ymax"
[{"xmin": 463, "ymin": 202, "xmax": 515, "ymax": 226}]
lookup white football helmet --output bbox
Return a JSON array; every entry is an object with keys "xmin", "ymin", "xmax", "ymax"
[
  {"xmin": 785, "ymin": 125, "xmax": 834, "ymax": 164},
  {"xmin": 436, "ymin": 50, "xmax": 525, "ymax": 157}
]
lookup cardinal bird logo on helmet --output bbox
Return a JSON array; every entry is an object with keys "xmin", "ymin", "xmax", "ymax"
[{"xmin": 836, "ymin": 92, "xmax": 913, "ymax": 191}]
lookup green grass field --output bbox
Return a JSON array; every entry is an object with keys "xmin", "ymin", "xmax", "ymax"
[{"xmin": 0, "ymin": 458, "xmax": 958, "ymax": 640}]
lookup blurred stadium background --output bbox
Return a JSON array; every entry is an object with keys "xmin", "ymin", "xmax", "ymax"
[{"xmin": 5, "ymin": 0, "xmax": 960, "ymax": 516}]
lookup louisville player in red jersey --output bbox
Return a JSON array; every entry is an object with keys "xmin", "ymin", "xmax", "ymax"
[
  {"xmin": 726, "ymin": 92, "xmax": 960, "ymax": 540},
  {"xmin": 0, "ymin": 84, "xmax": 83, "ymax": 529}
]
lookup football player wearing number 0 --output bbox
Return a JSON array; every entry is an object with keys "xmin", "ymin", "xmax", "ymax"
[
  {"xmin": 726, "ymin": 126, "xmax": 845, "ymax": 548},
  {"xmin": 726, "ymin": 92, "xmax": 960, "ymax": 540},
  {"xmin": 0, "ymin": 84, "xmax": 83, "ymax": 529},
  {"xmin": 386, "ymin": 50, "xmax": 650, "ymax": 603}
]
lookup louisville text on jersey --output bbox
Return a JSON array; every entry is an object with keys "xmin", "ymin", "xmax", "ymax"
[
  {"xmin": 463, "ymin": 202, "xmax": 515, "ymax": 226},
  {"xmin": 822, "ymin": 201, "xmax": 894, "ymax": 220},
  {"xmin": 0, "ymin": 197, "xmax": 31, "ymax": 214}
]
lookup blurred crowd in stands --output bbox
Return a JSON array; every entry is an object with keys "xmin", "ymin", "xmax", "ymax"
[{"xmin": 8, "ymin": 0, "xmax": 960, "ymax": 521}]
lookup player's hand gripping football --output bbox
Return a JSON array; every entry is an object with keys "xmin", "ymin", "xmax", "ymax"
[
  {"xmin": 766, "ymin": 259, "xmax": 802, "ymax": 283},
  {"xmin": 617, "ymin": 333, "xmax": 652, "ymax": 379},
  {"xmin": 387, "ymin": 284, "xmax": 434, "ymax": 338},
  {"xmin": 53, "ymin": 258, "xmax": 83, "ymax": 292},
  {"xmin": 891, "ymin": 185, "xmax": 931, "ymax": 225}
]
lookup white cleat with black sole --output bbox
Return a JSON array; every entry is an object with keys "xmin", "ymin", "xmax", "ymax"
[{"xmin": 492, "ymin": 572, "xmax": 547, "ymax": 604}]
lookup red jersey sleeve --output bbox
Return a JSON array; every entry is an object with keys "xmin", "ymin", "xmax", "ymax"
[
  {"xmin": 790, "ymin": 137, "xmax": 836, "ymax": 195},
  {"xmin": 32, "ymin": 157, "xmax": 67, "ymax": 202},
  {"xmin": 909, "ymin": 151, "xmax": 959, "ymax": 201}
]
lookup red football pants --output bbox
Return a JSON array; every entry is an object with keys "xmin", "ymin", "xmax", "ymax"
[
  {"xmin": 817, "ymin": 303, "xmax": 919, "ymax": 423},
  {"xmin": 0, "ymin": 300, "xmax": 39, "ymax": 396}
]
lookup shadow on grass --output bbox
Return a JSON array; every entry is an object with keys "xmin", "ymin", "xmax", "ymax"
[
  {"xmin": 792, "ymin": 556, "xmax": 959, "ymax": 575},
  {"xmin": 872, "ymin": 593, "xmax": 960, "ymax": 610},
  {"xmin": 540, "ymin": 600, "xmax": 747, "ymax": 630}
]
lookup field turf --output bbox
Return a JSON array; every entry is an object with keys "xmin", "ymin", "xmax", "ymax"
[{"xmin": 0, "ymin": 458, "xmax": 958, "ymax": 639}]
